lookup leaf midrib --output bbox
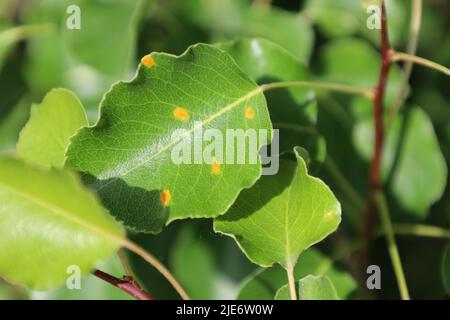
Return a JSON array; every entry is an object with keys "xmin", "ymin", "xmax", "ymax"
[{"xmin": 101, "ymin": 86, "xmax": 265, "ymax": 179}]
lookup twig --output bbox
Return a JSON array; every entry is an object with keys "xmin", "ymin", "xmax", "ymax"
[
  {"xmin": 374, "ymin": 192, "xmax": 410, "ymax": 300},
  {"xmin": 377, "ymin": 224, "xmax": 450, "ymax": 239},
  {"xmin": 388, "ymin": 0, "xmax": 422, "ymax": 122},
  {"xmin": 390, "ymin": 51, "xmax": 450, "ymax": 76},
  {"xmin": 93, "ymin": 269, "xmax": 154, "ymax": 300},
  {"xmin": 364, "ymin": 0, "xmax": 392, "ymax": 254}
]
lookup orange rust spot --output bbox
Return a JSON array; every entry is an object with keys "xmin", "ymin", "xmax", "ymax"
[
  {"xmin": 173, "ymin": 107, "xmax": 189, "ymax": 121},
  {"xmin": 211, "ymin": 162, "xmax": 221, "ymax": 175},
  {"xmin": 141, "ymin": 54, "xmax": 155, "ymax": 67},
  {"xmin": 160, "ymin": 190, "xmax": 171, "ymax": 207},
  {"xmin": 245, "ymin": 106, "xmax": 254, "ymax": 119}
]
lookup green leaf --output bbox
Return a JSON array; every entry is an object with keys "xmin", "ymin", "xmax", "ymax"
[
  {"xmin": 241, "ymin": 7, "xmax": 314, "ymax": 65},
  {"xmin": 237, "ymin": 249, "xmax": 356, "ymax": 300},
  {"xmin": 62, "ymin": 0, "xmax": 143, "ymax": 78},
  {"xmin": 0, "ymin": 157, "xmax": 125, "ymax": 290},
  {"xmin": 218, "ymin": 37, "xmax": 325, "ymax": 163},
  {"xmin": 0, "ymin": 97, "xmax": 30, "ymax": 153},
  {"xmin": 169, "ymin": 222, "xmax": 216, "ymax": 299},
  {"xmin": 214, "ymin": 147, "xmax": 341, "ymax": 268},
  {"xmin": 66, "ymin": 43, "xmax": 272, "ymax": 224},
  {"xmin": 275, "ymin": 275, "xmax": 339, "ymax": 300},
  {"xmin": 351, "ymin": 104, "xmax": 447, "ymax": 218},
  {"xmin": 17, "ymin": 88, "xmax": 88, "ymax": 169},
  {"xmin": 441, "ymin": 244, "xmax": 450, "ymax": 295}
]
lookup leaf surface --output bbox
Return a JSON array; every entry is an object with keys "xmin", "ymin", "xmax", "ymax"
[
  {"xmin": 66, "ymin": 44, "xmax": 272, "ymax": 223},
  {"xmin": 17, "ymin": 88, "xmax": 88, "ymax": 168},
  {"xmin": 214, "ymin": 148, "xmax": 341, "ymax": 268},
  {"xmin": 0, "ymin": 157, "xmax": 125, "ymax": 290}
]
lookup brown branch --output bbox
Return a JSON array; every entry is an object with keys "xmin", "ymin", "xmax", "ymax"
[
  {"xmin": 363, "ymin": 0, "xmax": 393, "ymax": 258},
  {"xmin": 93, "ymin": 269, "xmax": 154, "ymax": 300}
]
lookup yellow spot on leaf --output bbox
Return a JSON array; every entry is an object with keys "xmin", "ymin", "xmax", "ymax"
[
  {"xmin": 325, "ymin": 211, "xmax": 335, "ymax": 219},
  {"xmin": 160, "ymin": 190, "xmax": 171, "ymax": 207},
  {"xmin": 211, "ymin": 162, "xmax": 221, "ymax": 175},
  {"xmin": 173, "ymin": 107, "xmax": 189, "ymax": 121},
  {"xmin": 245, "ymin": 106, "xmax": 254, "ymax": 119},
  {"xmin": 141, "ymin": 54, "xmax": 155, "ymax": 67}
]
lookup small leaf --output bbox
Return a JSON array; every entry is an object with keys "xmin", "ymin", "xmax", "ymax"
[
  {"xmin": 275, "ymin": 275, "xmax": 339, "ymax": 300},
  {"xmin": 16, "ymin": 88, "xmax": 88, "ymax": 169},
  {"xmin": 0, "ymin": 157, "xmax": 125, "ymax": 290},
  {"xmin": 214, "ymin": 147, "xmax": 341, "ymax": 268},
  {"xmin": 442, "ymin": 244, "xmax": 450, "ymax": 295},
  {"xmin": 237, "ymin": 249, "xmax": 356, "ymax": 300},
  {"xmin": 66, "ymin": 43, "xmax": 272, "ymax": 224}
]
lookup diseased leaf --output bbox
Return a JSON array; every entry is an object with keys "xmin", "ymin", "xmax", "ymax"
[
  {"xmin": 0, "ymin": 157, "xmax": 125, "ymax": 290},
  {"xmin": 237, "ymin": 249, "xmax": 356, "ymax": 300},
  {"xmin": 214, "ymin": 147, "xmax": 341, "ymax": 268},
  {"xmin": 17, "ymin": 88, "xmax": 88, "ymax": 169},
  {"xmin": 66, "ymin": 44, "xmax": 272, "ymax": 224},
  {"xmin": 275, "ymin": 275, "xmax": 339, "ymax": 300}
]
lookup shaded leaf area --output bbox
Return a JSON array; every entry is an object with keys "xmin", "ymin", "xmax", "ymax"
[
  {"xmin": 218, "ymin": 37, "xmax": 326, "ymax": 167},
  {"xmin": 0, "ymin": 56, "xmax": 29, "ymax": 152},
  {"xmin": 215, "ymin": 149, "xmax": 341, "ymax": 268},
  {"xmin": 67, "ymin": 44, "xmax": 272, "ymax": 224},
  {"xmin": 275, "ymin": 275, "xmax": 338, "ymax": 300},
  {"xmin": 127, "ymin": 220, "xmax": 255, "ymax": 299},
  {"xmin": 237, "ymin": 249, "xmax": 356, "ymax": 300},
  {"xmin": 0, "ymin": 157, "xmax": 124, "ymax": 290}
]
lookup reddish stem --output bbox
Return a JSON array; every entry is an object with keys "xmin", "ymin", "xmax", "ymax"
[
  {"xmin": 364, "ymin": 1, "xmax": 392, "ymax": 255},
  {"xmin": 93, "ymin": 269, "xmax": 154, "ymax": 300}
]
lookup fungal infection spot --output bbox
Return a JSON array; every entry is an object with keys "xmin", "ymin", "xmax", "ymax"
[
  {"xmin": 324, "ymin": 211, "xmax": 335, "ymax": 219},
  {"xmin": 245, "ymin": 106, "xmax": 254, "ymax": 119},
  {"xmin": 160, "ymin": 189, "xmax": 171, "ymax": 207},
  {"xmin": 173, "ymin": 107, "xmax": 189, "ymax": 121},
  {"xmin": 141, "ymin": 54, "xmax": 155, "ymax": 67},
  {"xmin": 211, "ymin": 162, "xmax": 221, "ymax": 175}
]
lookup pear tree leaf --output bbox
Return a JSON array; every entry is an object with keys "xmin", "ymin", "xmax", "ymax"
[
  {"xmin": 237, "ymin": 249, "xmax": 356, "ymax": 300},
  {"xmin": 275, "ymin": 275, "xmax": 339, "ymax": 300},
  {"xmin": 214, "ymin": 147, "xmax": 341, "ymax": 268},
  {"xmin": 16, "ymin": 88, "xmax": 88, "ymax": 169},
  {"xmin": 0, "ymin": 157, "xmax": 125, "ymax": 290},
  {"xmin": 15, "ymin": 88, "xmax": 167, "ymax": 234},
  {"xmin": 66, "ymin": 44, "xmax": 272, "ymax": 224}
]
